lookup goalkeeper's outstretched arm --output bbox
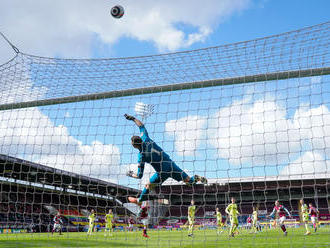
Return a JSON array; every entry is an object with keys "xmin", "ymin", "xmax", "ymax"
[
  {"xmin": 127, "ymin": 163, "xmax": 145, "ymax": 179},
  {"xmin": 124, "ymin": 114, "xmax": 143, "ymax": 127}
]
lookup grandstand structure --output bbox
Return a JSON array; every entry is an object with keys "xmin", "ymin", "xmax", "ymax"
[
  {"xmin": 1, "ymin": 152, "xmax": 329, "ymax": 232},
  {"xmin": 157, "ymin": 176, "xmax": 329, "ymax": 227},
  {"xmin": 0, "ymin": 21, "xmax": 329, "ymax": 239},
  {"xmin": 0, "ymin": 154, "xmax": 139, "ymax": 232}
]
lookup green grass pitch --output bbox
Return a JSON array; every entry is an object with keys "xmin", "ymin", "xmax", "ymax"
[{"xmin": 0, "ymin": 227, "xmax": 329, "ymax": 248}]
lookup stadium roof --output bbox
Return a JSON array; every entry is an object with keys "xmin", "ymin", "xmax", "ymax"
[
  {"xmin": 0, "ymin": 154, "xmax": 139, "ymax": 203},
  {"xmin": 158, "ymin": 175, "xmax": 329, "ymax": 204},
  {"xmin": 163, "ymin": 174, "xmax": 330, "ymax": 186}
]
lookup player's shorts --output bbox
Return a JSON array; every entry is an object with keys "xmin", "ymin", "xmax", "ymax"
[
  {"xmin": 277, "ymin": 216, "xmax": 286, "ymax": 225},
  {"xmin": 149, "ymin": 161, "xmax": 189, "ymax": 184},
  {"xmin": 128, "ymin": 223, "xmax": 133, "ymax": 228},
  {"xmin": 53, "ymin": 224, "xmax": 62, "ymax": 231},
  {"xmin": 105, "ymin": 223, "xmax": 113, "ymax": 229},
  {"xmin": 311, "ymin": 217, "xmax": 317, "ymax": 223},
  {"xmin": 188, "ymin": 217, "xmax": 194, "ymax": 225},
  {"xmin": 141, "ymin": 218, "xmax": 149, "ymax": 226},
  {"xmin": 302, "ymin": 214, "xmax": 309, "ymax": 222},
  {"xmin": 230, "ymin": 216, "xmax": 238, "ymax": 225}
]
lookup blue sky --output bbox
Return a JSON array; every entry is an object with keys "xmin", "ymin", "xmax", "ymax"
[
  {"xmin": 0, "ymin": 0, "xmax": 329, "ymax": 188},
  {"xmin": 93, "ymin": 0, "xmax": 330, "ymax": 58},
  {"xmin": 1, "ymin": 0, "xmax": 330, "ymax": 62}
]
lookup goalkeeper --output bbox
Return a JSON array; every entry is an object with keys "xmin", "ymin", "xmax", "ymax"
[{"xmin": 125, "ymin": 114, "xmax": 207, "ymax": 205}]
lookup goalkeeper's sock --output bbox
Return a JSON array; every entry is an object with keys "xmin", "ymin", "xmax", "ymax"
[
  {"xmin": 138, "ymin": 188, "xmax": 149, "ymax": 202},
  {"xmin": 188, "ymin": 176, "xmax": 196, "ymax": 184}
]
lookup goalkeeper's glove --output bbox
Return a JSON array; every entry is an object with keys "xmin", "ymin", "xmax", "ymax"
[
  {"xmin": 126, "ymin": 170, "xmax": 134, "ymax": 177},
  {"xmin": 124, "ymin": 114, "xmax": 135, "ymax": 121}
]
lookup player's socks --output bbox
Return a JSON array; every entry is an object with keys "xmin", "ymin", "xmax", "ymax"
[
  {"xmin": 190, "ymin": 175, "xmax": 208, "ymax": 184},
  {"xmin": 143, "ymin": 228, "xmax": 149, "ymax": 238},
  {"xmin": 138, "ymin": 188, "xmax": 149, "ymax": 202},
  {"xmin": 188, "ymin": 176, "xmax": 196, "ymax": 184},
  {"xmin": 232, "ymin": 225, "xmax": 238, "ymax": 235},
  {"xmin": 304, "ymin": 223, "xmax": 309, "ymax": 232},
  {"xmin": 281, "ymin": 225, "xmax": 286, "ymax": 232}
]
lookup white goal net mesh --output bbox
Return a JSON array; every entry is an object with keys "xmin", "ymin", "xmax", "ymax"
[{"xmin": 0, "ymin": 22, "xmax": 329, "ymax": 247}]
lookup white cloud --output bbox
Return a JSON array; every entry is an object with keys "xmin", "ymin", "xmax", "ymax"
[
  {"xmin": 0, "ymin": 63, "xmax": 48, "ymax": 105},
  {"xmin": 0, "ymin": 107, "xmax": 122, "ymax": 183},
  {"xmin": 207, "ymin": 98, "xmax": 302, "ymax": 165},
  {"xmin": 206, "ymin": 97, "xmax": 330, "ymax": 168},
  {"xmin": 165, "ymin": 92, "xmax": 330, "ymax": 178},
  {"xmin": 293, "ymin": 105, "xmax": 330, "ymax": 158},
  {"xmin": 0, "ymin": 0, "xmax": 250, "ymax": 63},
  {"xmin": 280, "ymin": 151, "xmax": 330, "ymax": 177},
  {"xmin": 0, "ymin": 53, "xmax": 121, "ymax": 182},
  {"xmin": 165, "ymin": 115, "xmax": 207, "ymax": 157}
]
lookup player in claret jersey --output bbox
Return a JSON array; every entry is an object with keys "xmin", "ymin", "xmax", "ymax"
[
  {"xmin": 52, "ymin": 212, "xmax": 63, "ymax": 235},
  {"xmin": 247, "ymin": 216, "xmax": 252, "ymax": 230},
  {"xmin": 309, "ymin": 203, "xmax": 319, "ymax": 232},
  {"xmin": 139, "ymin": 202, "xmax": 150, "ymax": 238},
  {"xmin": 128, "ymin": 216, "xmax": 135, "ymax": 232},
  {"xmin": 268, "ymin": 200, "xmax": 292, "ymax": 236}
]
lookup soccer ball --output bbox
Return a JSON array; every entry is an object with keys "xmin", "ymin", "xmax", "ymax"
[{"xmin": 111, "ymin": 5, "xmax": 124, "ymax": 19}]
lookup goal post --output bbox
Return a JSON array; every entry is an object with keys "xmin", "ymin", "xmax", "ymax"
[
  {"xmin": 0, "ymin": 67, "xmax": 329, "ymax": 111},
  {"xmin": 0, "ymin": 21, "xmax": 329, "ymax": 246}
]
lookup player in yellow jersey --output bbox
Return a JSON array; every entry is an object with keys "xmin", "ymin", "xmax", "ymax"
[
  {"xmin": 215, "ymin": 207, "xmax": 223, "ymax": 235},
  {"xmin": 105, "ymin": 209, "xmax": 114, "ymax": 237},
  {"xmin": 300, "ymin": 199, "xmax": 311, "ymax": 235},
  {"xmin": 225, "ymin": 197, "xmax": 240, "ymax": 237},
  {"xmin": 87, "ymin": 209, "xmax": 96, "ymax": 235},
  {"xmin": 251, "ymin": 206, "xmax": 258, "ymax": 234},
  {"xmin": 188, "ymin": 200, "xmax": 196, "ymax": 237}
]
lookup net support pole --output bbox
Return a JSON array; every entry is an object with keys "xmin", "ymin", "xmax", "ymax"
[{"xmin": 0, "ymin": 67, "xmax": 329, "ymax": 111}]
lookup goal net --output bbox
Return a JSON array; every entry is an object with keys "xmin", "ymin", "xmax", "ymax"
[{"xmin": 0, "ymin": 22, "xmax": 329, "ymax": 246}]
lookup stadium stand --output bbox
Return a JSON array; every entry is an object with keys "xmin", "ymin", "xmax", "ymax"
[
  {"xmin": 0, "ymin": 154, "xmax": 139, "ymax": 233},
  {"xmin": 1, "ymin": 154, "xmax": 329, "ymax": 232},
  {"xmin": 156, "ymin": 176, "xmax": 330, "ymax": 227}
]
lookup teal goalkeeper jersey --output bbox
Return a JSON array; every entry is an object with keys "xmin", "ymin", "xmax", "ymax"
[{"xmin": 137, "ymin": 125, "xmax": 173, "ymax": 172}]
